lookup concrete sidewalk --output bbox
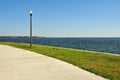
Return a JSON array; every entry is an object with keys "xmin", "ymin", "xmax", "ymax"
[{"xmin": 0, "ymin": 45, "xmax": 107, "ymax": 80}]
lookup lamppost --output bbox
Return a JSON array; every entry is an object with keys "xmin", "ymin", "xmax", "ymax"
[{"xmin": 30, "ymin": 10, "xmax": 32, "ymax": 48}]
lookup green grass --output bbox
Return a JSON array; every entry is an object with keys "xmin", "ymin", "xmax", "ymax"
[{"xmin": 0, "ymin": 42, "xmax": 120, "ymax": 80}]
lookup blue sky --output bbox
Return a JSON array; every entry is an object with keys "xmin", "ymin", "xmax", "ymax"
[{"xmin": 0, "ymin": 0, "xmax": 120, "ymax": 37}]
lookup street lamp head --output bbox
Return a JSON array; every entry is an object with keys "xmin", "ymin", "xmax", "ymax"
[{"xmin": 30, "ymin": 10, "xmax": 32, "ymax": 15}]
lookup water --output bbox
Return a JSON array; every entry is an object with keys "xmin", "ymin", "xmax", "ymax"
[{"xmin": 0, "ymin": 37, "xmax": 120, "ymax": 54}]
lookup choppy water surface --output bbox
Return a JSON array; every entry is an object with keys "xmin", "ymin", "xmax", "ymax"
[{"xmin": 0, "ymin": 37, "xmax": 120, "ymax": 54}]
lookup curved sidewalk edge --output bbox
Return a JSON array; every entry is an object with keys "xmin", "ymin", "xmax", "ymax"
[{"xmin": 0, "ymin": 45, "xmax": 108, "ymax": 80}]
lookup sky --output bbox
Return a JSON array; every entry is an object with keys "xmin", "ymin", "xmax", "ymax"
[{"xmin": 0, "ymin": 0, "xmax": 120, "ymax": 37}]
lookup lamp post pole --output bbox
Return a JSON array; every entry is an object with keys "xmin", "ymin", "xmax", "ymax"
[{"xmin": 30, "ymin": 10, "xmax": 32, "ymax": 48}]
